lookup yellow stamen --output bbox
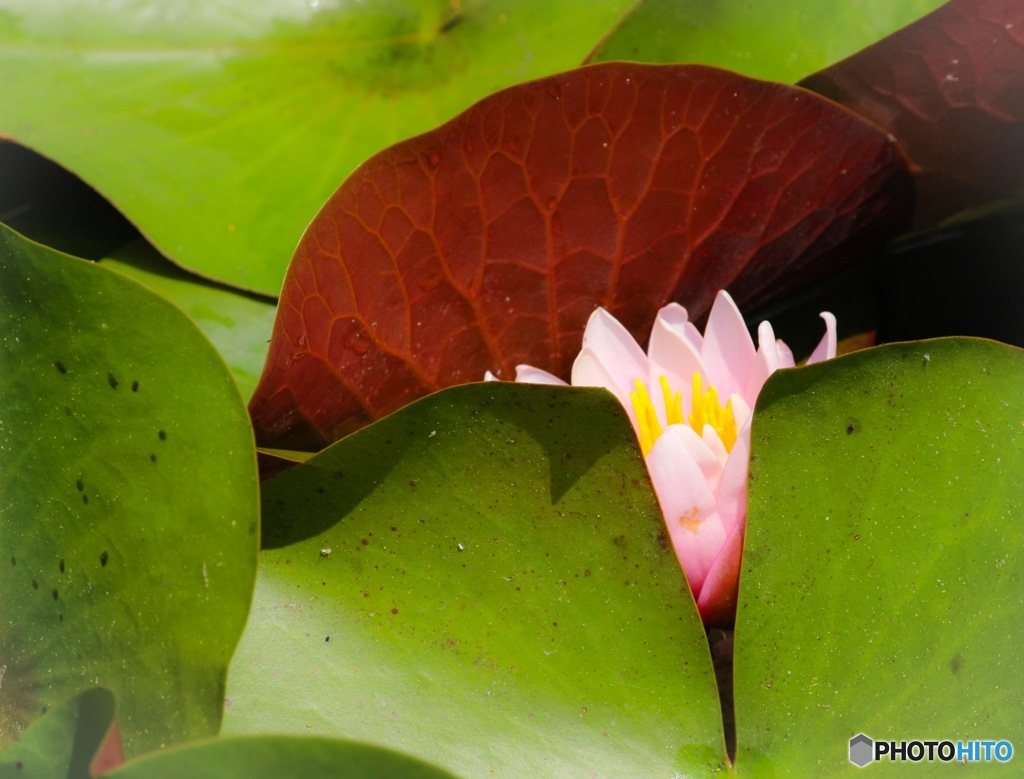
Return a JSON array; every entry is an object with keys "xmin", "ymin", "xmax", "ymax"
[
  {"xmin": 660, "ymin": 375, "xmax": 684, "ymax": 426},
  {"xmin": 630, "ymin": 373, "xmax": 738, "ymax": 455},
  {"xmin": 688, "ymin": 373, "xmax": 737, "ymax": 452},
  {"xmin": 630, "ymin": 379, "xmax": 663, "ymax": 456}
]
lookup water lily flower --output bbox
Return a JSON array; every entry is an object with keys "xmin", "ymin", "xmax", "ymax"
[{"xmin": 491, "ymin": 291, "xmax": 836, "ymax": 627}]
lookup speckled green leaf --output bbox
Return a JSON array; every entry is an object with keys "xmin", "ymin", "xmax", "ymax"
[
  {"xmin": 99, "ymin": 240, "xmax": 276, "ymax": 401},
  {"xmin": 588, "ymin": 0, "xmax": 944, "ymax": 84},
  {"xmin": 0, "ymin": 0, "xmax": 630, "ymax": 295},
  {"xmin": 0, "ymin": 224, "xmax": 259, "ymax": 756},
  {"xmin": 223, "ymin": 383, "xmax": 726, "ymax": 777},
  {"xmin": 0, "ymin": 687, "xmax": 116, "ymax": 779},
  {"xmin": 735, "ymin": 338, "xmax": 1024, "ymax": 774},
  {"xmin": 104, "ymin": 736, "xmax": 460, "ymax": 779}
]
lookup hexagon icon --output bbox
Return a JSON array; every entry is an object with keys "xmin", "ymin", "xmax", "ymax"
[{"xmin": 850, "ymin": 733, "xmax": 874, "ymax": 767}]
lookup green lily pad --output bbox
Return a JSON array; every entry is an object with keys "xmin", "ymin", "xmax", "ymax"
[
  {"xmin": 0, "ymin": 0, "xmax": 630, "ymax": 295},
  {"xmin": 736, "ymin": 338, "xmax": 1024, "ymax": 773},
  {"xmin": 588, "ymin": 0, "xmax": 944, "ymax": 84},
  {"xmin": 0, "ymin": 687, "xmax": 116, "ymax": 779},
  {"xmin": 0, "ymin": 224, "xmax": 259, "ymax": 755},
  {"xmin": 223, "ymin": 383, "xmax": 726, "ymax": 776},
  {"xmin": 99, "ymin": 239, "xmax": 277, "ymax": 401},
  {"xmin": 105, "ymin": 735, "xmax": 460, "ymax": 779}
]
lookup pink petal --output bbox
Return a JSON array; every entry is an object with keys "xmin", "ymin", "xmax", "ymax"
[
  {"xmin": 652, "ymin": 302, "xmax": 703, "ymax": 352},
  {"xmin": 700, "ymin": 425, "xmax": 729, "ymax": 470},
  {"xmin": 728, "ymin": 393, "xmax": 752, "ymax": 435},
  {"xmin": 701, "ymin": 290, "xmax": 756, "ymax": 399},
  {"xmin": 743, "ymin": 320, "xmax": 782, "ymax": 401},
  {"xmin": 696, "ymin": 516, "xmax": 745, "ymax": 628},
  {"xmin": 484, "ymin": 371, "xmax": 500, "ymax": 382},
  {"xmin": 648, "ymin": 312, "xmax": 708, "ymax": 401},
  {"xmin": 776, "ymin": 339, "xmax": 795, "ymax": 369},
  {"xmin": 645, "ymin": 431, "xmax": 725, "ymax": 594},
  {"xmin": 571, "ymin": 350, "xmax": 638, "ymax": 429},
  {"xmin": 807, "ymin": 311, "xmax": 837, "ymax": 365},
  {"xmin": 716, "ymin": 419, "xmax": 751, "ymax": 537},
  {"xmin": 571, "ymin": 308, "xmax": 649, "ymax": 408},
  {"xmin": 660, "ymin": 424, "xmax": 723, "ymax": 490},
  {"xmin": 515, "ymin": 365, "xmax": 568, "ymax": 385}
]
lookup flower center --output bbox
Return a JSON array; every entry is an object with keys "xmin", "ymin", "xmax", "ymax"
[{"xmin": 629, "ymin": 374, "xmax": 737, "ymax": 456}]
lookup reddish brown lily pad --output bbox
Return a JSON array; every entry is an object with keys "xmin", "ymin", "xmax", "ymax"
[
  {"xmin": 801, "ymin": 0, "xmax": 1024, "ymax": 225},
  {"xmin": 249, "ymin": 62, "xmax": 911, "ymax": 450}
]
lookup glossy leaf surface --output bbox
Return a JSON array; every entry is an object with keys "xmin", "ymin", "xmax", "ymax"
[
  {"xmin": 99, "ymin": 240, "xmax": 277, "ymax": 401},
  {"xmin": 0, "ymin": 0, "xmax": 631, "ymax": 295},
  {"xmin": 735, "ymin": 338, "xmax": 1024, "ymax": 774},
  {"xmin": 225, "ymin": 383, "xmax": 727, "ymax": 777},
  {"xmin": 105, "ymin": 736, "xmax": 460, "ymax": 779},
  {"xmin": 801, "ymin": 0, "xmax": 1024, "ymax": 224},
  {"xmin": 588, "ymin": 0, "xmax": 945, "ymax": 84},
  {"xmin": 0, "ymin": 225, "xmax": 259, "ymax": 755},
  {"xmin": 249, "ymin": 62, "xmax": 911, "ymax": 449}
]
